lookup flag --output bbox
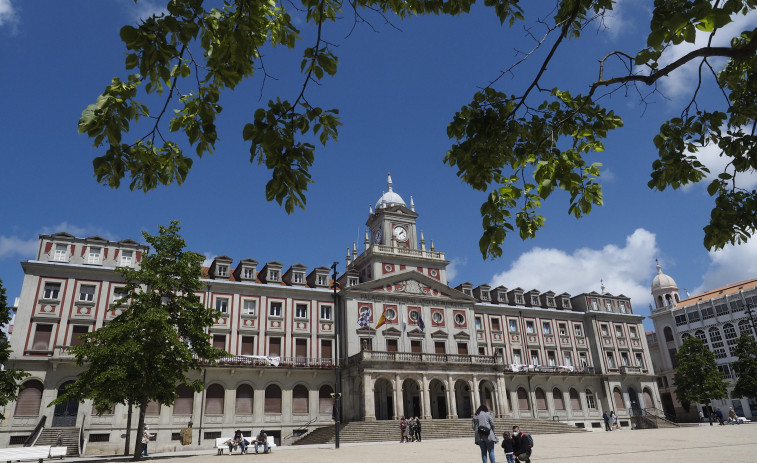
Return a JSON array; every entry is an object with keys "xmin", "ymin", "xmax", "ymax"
[
  {"xmin": 418, "ymin": 314, "xmax": 426, "ymax": 331},
  {"xmin": 375, "ymin": 309, "xmax": 387, "ymax": 329},
  {"xmin": 358, "ymin": 308, "xmax": 371, "ymax": 328}
]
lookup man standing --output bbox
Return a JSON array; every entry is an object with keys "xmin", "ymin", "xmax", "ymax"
[
  {"xmin": 603, "ymin": 412, "xmax": 611, "ymax": 431},
  {"xmin": 254, "ymin": 430, "xmax": 269, "ymax": 454},
  {"xmin": 511, "ymin": 426, "xmax": 532, "ymax": 463}
]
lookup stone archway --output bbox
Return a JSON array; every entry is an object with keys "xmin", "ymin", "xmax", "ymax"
[
  {"xmin": 52, "ymin": 381, "xmax": 79, "ymax": 427},
  {"xmin": 455, "ymin": 379, "xmax": 473, "ymax": 418},
  {"xmin": 374, "ymin": 378, "xmax": 394, "ymax": 420},
  {"xmin": 402, "ymin": 378, "xmax": 422, "ymax": 418},
  {"xmin": 642, "ymin": 387, "xmax": 655, "ymax": 410},
  {"xmin": 479, "ymin": 380, "xmax": 496, "ymax": 415},
  {"xmin": 628, "ymin": 387, "xmax": 641, "ymax": 412},
  {"xmin": 429, "ymin": 379, "xmax": 447, "ymax": 419}
]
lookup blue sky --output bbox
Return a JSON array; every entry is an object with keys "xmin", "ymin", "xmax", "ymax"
[{"xmin": 2, "ymin": 0, "xmax": 757, "ymax": 331}]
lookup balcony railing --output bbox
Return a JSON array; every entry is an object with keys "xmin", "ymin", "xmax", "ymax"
[
  {"xmin": 199, "ymin": 355, "xmax": 336, "ymax": 369},
  {"xmin": 503, "ymin": 364, "xmax": 596, "ymax": 375},
  {"xmin": 347, "ymin": 350, "xmax": 500, "ymax": 365},
  {"xmin": 619, "ymin": 365, "xmax": 644, "ymax": 375},
  {"xmin": 372, "ymin": 245, "xmax": 446, "ymax": 260}
]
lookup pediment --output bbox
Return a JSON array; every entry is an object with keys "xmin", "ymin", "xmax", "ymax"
[
  {"xmin": 430, "ymin": 329, "xmax": 448, "ymax": 339},
  {"xmin": 453, "ymin": 331, "xmax": 471, "ymax": 340},
  {"xmin": 382, "ymin": 327, "xmax": 402, "ymax": 337},
  {"xmin": 356, "ymin": 326, "xmax": 376, "ymax": 336},
  {"xmin": 406, "ymin": 328, "xmax": 425, "ymax": 339},
  {"xmin": 345, "ymin": 270, "xmax": 473, "ymax": 302}
]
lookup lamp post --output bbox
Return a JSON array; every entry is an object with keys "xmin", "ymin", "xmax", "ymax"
[{"xmin": 331, "ymin": 262, "xmax": 341, "ymax": 449}]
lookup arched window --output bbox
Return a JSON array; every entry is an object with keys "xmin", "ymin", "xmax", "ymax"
[
  {"xmin": 235, "ymin": 384, "xmax": 254, "ymax": 415},
  {"xmin": 517, "ymin": 387, "xmax": 530, "ymax": 411},
  {"xmin": 292, "ymin": 385, "xmax": 309, "ymax": 414},
  {"xmin": 14, "ymin": 380, "xmax": 43, "ymax": 416},
  {"xmin": 674, "ymin": 294, "xmax": 680, "ymax": 303},
  {"xmin": 569, "ymin": 388, "xmax": 581, "ymax": 411},
  {"xmin": 642, "ymin": 388, "xmax": 654, "ymax": 409},
  {"xmin": 174, "ymin": 384, "xmax": 194, "ymax": 416},
  {"xmin": 665, "ymin": 294, "xmax": 673, "ymax": 306},
  {"xmin": 552, "ymin": 388, "xmax": 565, "ymax": 410},
  {"xmin": 205, "ymin": 384, "xmax": 225, "ymax": 414},
  {"xmin": 657, "ymin": 296, "xmax": 663, "ymax": 308},
  {"xmin": 585, "ymin": 389, "xmax": 596, "ymax": 409},
  {"xmin": 318, "ymin": 385, "xmax": 333, "ymax": 415},
  {"xmin": 663, "ymin": 326, "xmax": 674, "ymax": 342},
  {"xmin": 535, "ymin": 388, "xmax": 547, "ymax": 410},
  {"xmin": 681, "ymin": 333, "xmax": 691, "ymax": 340},
  {"xmin": 613, "ymin": 387, "xmax": 625, "ymax": 410},
  {"xmin": 695, "ymin": 330, "xmax": 707, "ymax": 344},
  {"xmin": 264, "ymin": 384, "xmax": 282, "ymax": 414}
]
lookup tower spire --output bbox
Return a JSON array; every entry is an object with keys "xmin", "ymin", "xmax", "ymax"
[{"xmin": 387, "ymin": 172, "xmax": 393, "ymax": 192}]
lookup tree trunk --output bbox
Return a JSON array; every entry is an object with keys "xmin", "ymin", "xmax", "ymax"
[
  {"xmin": 133, "ymin": 403, "xmax": 147, "ymax": 460},
  {"xmin": 124, "ymin": 402, "xmax": 132, "ymax": 456}
]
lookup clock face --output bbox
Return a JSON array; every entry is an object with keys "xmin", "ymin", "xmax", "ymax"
[
  {"xmin": 373, "ymin": 229, "xmax": 382, "ymax": 243},
  {"xmin": 393, "ymin": 226, "xmax": 408, "ymax": 242}
]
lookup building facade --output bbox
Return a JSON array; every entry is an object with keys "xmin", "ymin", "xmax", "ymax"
[
  {"xmin": 2, "ymin": 175, "xmax": 660, "ymax": 453},
  {"xmin": 647, "ymin": 265, "xmax": 757, "ymax": 420}
]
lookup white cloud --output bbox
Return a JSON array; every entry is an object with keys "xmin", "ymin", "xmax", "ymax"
[
  {"xmin": 446, "ymin": 257, "xmax": 467, "ymax": 284},
  {"xmin": 695, "ymin": 239, "xmax": 757, "ymax": 294},
  {"xmin": 679, "ymin": 140, "xmax": 757, "ymax": 192},
  {"xmin": 0, "ymin": 0, "xmax": 19, "ymax": 32},
  {"xmin": 202, "ymin": 252, "xmax": 217, "ymax": 267},
  {"xmin": 0, "ymin": 236, "xmax": 37, "ymax": 260},
  {"xmin": 600, "ymin": 0, "xmax": 628, "ymax": 40},
  {"xmin": 125, "ymin": 0, "xmax": 167, "ymax": 22},
  {"xmin": 489, "ymin": 228, "xmax": 658, "ymax": 307}
]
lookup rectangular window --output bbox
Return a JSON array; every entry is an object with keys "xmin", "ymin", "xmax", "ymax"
[
  {"xmin": 458, "ymin": 342, "xmax": 469, "ymax": 355},
  {"xmin": 546, "ymin": 296, "xmax": 555, "ymax": 306},
  {"xmin": 32, "ymin": 324, "xmax": 53, "ymax": 350},
  {"xmin": 295, "ymin": 338, "xmax": 307, "ymax": 358},
  {"xmin": 509, "ymin": 319, "xmax": 518, "ymax": 332},
  {"xmin": 579, "ymin": 351, "xmax": 589, "ymax": 367},
  {"xmin": 269, "ymin": 302, "xmax": 282, "ymax": 317},
  {"xmin": 542, "ymin": 322, "xmax": 552, "ymax": 335},
  {"xmin": 320, "ymin": 305, "xmax": 332, "ymax": 320},
  {"xmin": 605, "ymin": 300, "xmax": 613, "ymax": 311},
  {"xmin": 635, "ymin": 353, "xmax": 644, "ymax": 368},
  {"xmin": 515, "ymin": 294, "xmax": 524, "ymax": 304},
  {"xmin": 411, "ymin": 340, "xmax": 422, "ymax": 353},
  {"xmin": 434, "ymin": 341, "xmax": 446, "ymax": 354},
  {"xmin": 513, "ymin": 349, "xmax": 522, "ymax": 364},
  {"xmin": 531, "ymin": 296, "xmax": 539, "ymax": 306},
  {"xmin": 526, "ymin": 321, "xmax": 535, "ymax": 334},
  {"xmin": 574, "ymin": 324, "xmax": 583, "ymax": 337},
  {"xmin": 563, "ymin": 351, "xmax": 573, "ymax": 366},
  {"xmin": 87, "ymin": 247, "xmax": 102, "ymax": 264},
  {"xmin": 295, "ymin": 304, "xmax": 307, "ymax": 319},
  {"xmin": 586, "ymin": 392, "xmax": 596, "ymax": 409},
  {"xmin": 120, "ymin": 250, "xmax": 133, "ymax": 266},
  {"xmin": 562, "ymin": 298, "xmax": 570, "ymax": 308},
  {"xmin": 590, "ymin": 299, "xmax": 598, "ymax": 311},
  {"xmin": 475, "ymin": 317, "xmax": 482, "ymax": 330},
  {"xmin": 387, "ymin": 339, "xmax": 398, "ymax": 352},
  {"xmin": 600, "ymin": 324, "xmax": 610, "ymax": 337},
  {"xmin": 242, "ymin": 299, "xmax": 256, "ymax": 316},
  {"xmin": 715, "ymin": 304, "xmax": 729, "ymax": 316},
  {"xmin": 70, "ymin": 325, "xmax": 88, "ymax": 346},
  {"xmin": 244, "ymin": 268, "xmax": 254, "ymax": 279},
  {"xmin": 241, "ymin": 336, "xmax": 254, "ymax": 355},
  {"xmin": 498, "ymin": 293, "xmax": 507, "ymax": 302},
  {"xmin": 615, "ymin": 325, "xmax": 624, "ymax": 337},
  {"xmin": 547, "ymin": 350, "xmax": 556, "ymax": 366},
  {"xmin": 269, "ymin": 270, "xmax": 279, "ymax": 281},
  {"xmin": 530, "ymin": 350, "xmax": 540, "ymax": 365},
  {"xmin": 215, "ymin": 298, "xmax": 229, "ymax": 314},
  {"xmin": 294, "ymin": 273, "xmax": 303, "ymax": 283},
  {"xmin": 621, "ymin": 352, "xmax": 630, "ymax": 366},
  {"xmin": 558, "ymin": 323, "xmax": 567, "ymax": 336},
  {"xmin": 79, "ymin": 284, "xmax": 96, "ymax": 302},
  {"xmin": 269, "ymin": 337, "xmax": 281, "ymax": 356},
  {"xmin": 491, "ymin": 318, "xmax": 501, "ymax": 331},
  {"xmin": 619, "ymin": 301, "xmax": 627, "ymax": 313},
  {"xmin": 317, "ymin": 275, "xmax": 327, "ymax": 286},
  {"xmin": 321, "ymin": 339, "xmax": 332, "ymax": 360},
  {"xmin": 481, "ymin": 291, "xmax": 489, "ymax": 301},
  {"xmin": 54, "ymin": 244, "xmax": 68, "ymax": 261},
  {"xmin": 217, "ymin": 266, "xmax": 228, "ymax": 277},
  {"xmin": 701, "ymin": 307, "xmax": 715, "ymax": 319},
  {"xmin": 674, "ymin": 314, "xmax": 688, "ymax": 326},
  {"xmin": 212, "ymin": 335, "xmax": 226, "ymax": 350},
  {"xmin": 607, "ymin": 352, "xmax": 617, "ymax": 369},
  {"xmin": 113, "ymin": 287, "xmax": 127, "ymax": 305},
  {"xmin": 348, "ymin": 277, "xmax": 359, "ymax": 286},
  {"xmin": 687, "ymin": 311, "xmax": 701, "ymax": 323},
  {"xmin": 43, "ymin": 282, "xmax": 61, "ymax": 300},
  {"xmin": 478, "ymin": 346, "xmax": 486, "ymax": 355},
  {"xmin": 629, "ymin": 326, "xmax": 638, "ymax": 338}
]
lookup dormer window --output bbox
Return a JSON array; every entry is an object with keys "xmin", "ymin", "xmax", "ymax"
[
  {"xmin": 120, "ymin": 250, "xmax": 133, "ymax": 267},
  {"xmin": 546, "ymin": 296, "xmax": 555, "ymax": 307},
  {"xmin": 498, "ymin": 293, "xmax": 507, "ymax": 302},
  {"xmin": 481, "ymin": 292, "xmax": 489, "ymax": 301},
  {"xmin": 88, "ymin": 247, "xmax": 102, "ymax": 264},
  {"xmin": 269, "ymin": 270, "xmax": 279, "ymax": 281},
  {"xmin": 294, "ymin": 273, "xmax": 304, "ymax": 284},
  {"xmin": 515, "ymin": 294, "xmax": 524, "ymax": 304},
  {"xmin": 217, "ymin": 266, "xmax": 228, "ymax": 277},
  {"xmin": 562, "ymin": 298, "xmax": 570, "ymax": 308},
  {"xmin": 619, "ymin": 301, "xmax": 627, "ymax": 313},
  {"xmin": 605, "ymin": 300, "xmax": 613, "ymax": 311},
  {"xmin": 530, "ymin": 296, "xmax": 539, "ymax": 306},
  {"xmin": 54, "ymin": 244, "xmax": 68, "ymax": 262},
  {"xmin": 463, "ymin": 289, "xmax": 471, "ymax": 296},
  {"xmin": 243, "ymin": 268, "xmax": 254, "ymax": 279},
  {"xmin": 348, "ymin": 277, "xmax": 359, "ymax": 286},
  {"xmin": 317, "ymin": 275, "xmax": 327, "ymax": 286}
]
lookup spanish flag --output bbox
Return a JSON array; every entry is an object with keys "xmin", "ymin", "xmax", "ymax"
[{"xmin": 375, "ymin": 309, "xmax": 387, "ymax": 329}]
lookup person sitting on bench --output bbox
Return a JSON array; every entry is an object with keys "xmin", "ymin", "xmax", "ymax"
[
  {"xmin": 228, "ymin": 429, "xmax": 247, "ymax": 454},
  {"xmin": 253, "ymin": 430, "xmax": 269, "ymax": 454}
]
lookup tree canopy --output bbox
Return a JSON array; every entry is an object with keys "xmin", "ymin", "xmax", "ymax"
[
  {"xmin": 81, "ymin": 0, "xmax": 757, "ymax": 258},
  {"xmin": 673, "ymin": 336, "xmax": 728, "ymax": 406},
  {"xmin": 0, "ymin": 279, "xmax": 29, "ymax": 420},
  {"xmin": 52, "ymin": 221, "xmax": 225, "ymax": 458},
  {"xmin": 732, "ymin": 332, "xmax": 757, "ymax": 399}
]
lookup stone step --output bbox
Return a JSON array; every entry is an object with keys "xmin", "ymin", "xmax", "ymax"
[{"xmin": 36, "ymin": 427, "xmax": 80, "ymax": 456}]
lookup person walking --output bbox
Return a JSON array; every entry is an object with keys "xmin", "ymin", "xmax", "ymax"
[
  {"xmin": 603, "ymin": 412, "xmax": 611, "ymax": 431},
  {"xmin": 473, "ymin": 405, "xmax": 497, "ymax": 463},
  {"xmin": 511, "ymin": 426, "xmax": 532, "ymax": 463},
  {"xmin": 414, "ymin": 417, "xmax": 422, "ymax": 442},
  {"xmin": 141, "ymin": 425, "xmax": 152, "ymax": 456},
  {"xmin": 399, "ymin": 417, "xmax": 407, "ymax": 443},
  {"xmin": 610, "ymin": 411, "xmax": 619, "ymax": 430},
  {"xmin": 501, "ymin": 432, "xmax": 515, "ymax": 463}
]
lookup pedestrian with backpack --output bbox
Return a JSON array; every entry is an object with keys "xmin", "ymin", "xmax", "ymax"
[
  {"xmin": 473, "ymin": 405, "xmax": 498, "ymax": 463},
  {"xmin": 511, "ymin": 426, "xmax": 532, "ymax": 463}
]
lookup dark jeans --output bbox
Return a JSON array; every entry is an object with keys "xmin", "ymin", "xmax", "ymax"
[{"xmin": 604, "ymin": 421, "xmax": 611, "ymax": 431}]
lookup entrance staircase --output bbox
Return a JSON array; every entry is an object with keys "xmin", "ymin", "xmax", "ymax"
[
  {"xmin": 34, "ymin": 427, "xmax": 81, "ymax": 456},
  {"xmin": 631, "ymin": 408, "xmax": 679, "ymax": 429},
  {"xmin": 293, "ymin": 418, "xmax": 585, "ymax": 445}
]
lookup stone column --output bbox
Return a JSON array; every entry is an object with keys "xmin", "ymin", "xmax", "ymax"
[
  {"xmin": 496, "ymin": 376, "xmax": 508, "ymax": 417},
  {"xmin": 422, "ymin": 375, "xmax": 432, "ymax": 420},
  {"xmin": 447, "ymin": 375, "xmax": 457, "ymax": 418},
  {"xmin": 472, "ymin": 375, "xmax": 481, "ymax": 411},
  {"xmin": 393, "ymin": 373, "xmax": 401, "ymax": 419},
  {"xmin": 364, "ymin": 374, "xmax": 376, "ymax": 421}
]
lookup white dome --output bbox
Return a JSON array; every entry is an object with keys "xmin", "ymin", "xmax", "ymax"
[
  {"xmin": 651, "ymin": 263, "xmax": 678, "ymax": 292},
  {"xmin": 375, "ymin": 172, "xmax": 406, "ymax": 209}
]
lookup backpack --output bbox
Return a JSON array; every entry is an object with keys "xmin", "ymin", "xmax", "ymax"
[{"xmin": 526, "ymin": 433, "xmax": 534, "ymax": 447}]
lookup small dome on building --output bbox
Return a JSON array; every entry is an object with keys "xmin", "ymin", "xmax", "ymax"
[
  {"xmin": 651, "ymin": 263, "xmax": 678, "ymax": 292},
  {"xmin": 375, "ymin": 172, "xmax": 406, "ymax": 209}
]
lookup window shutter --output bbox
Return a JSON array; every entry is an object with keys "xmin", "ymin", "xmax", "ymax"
[
  {"xmin": 205, "ymin": 384, "xmax": 225, "ymax": 414},
  {"xmin": 15, "ymin": 381, "xmax": 43, "ymax": 416},
  {"xmin": 292, "ymin": 385, "xmax": 308, "ymax": 414},
  {"xmin": 235, "ymin": 385, "xmax": 253, "ymax": 415},
  {"xmin": 569, "ymin": 389, "xmax": 581, "ymax": 410},
  {"xmin": 319, "ymin": 386, "xmax": 333, "ymax": 415},
  {"xmin": 553, "ymin": 388, "xmax": 565, "ymax": 410},
  {"xmin": 173, "ymin": 385, "xmax": 194, "ymax": 416},
  {"xmin": 264, "ymin": 385, "xmax": 282, "ymax": 414}
]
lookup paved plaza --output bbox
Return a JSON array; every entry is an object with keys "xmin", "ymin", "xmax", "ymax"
[{"xmin": 73, "ymin": 424, "xmax": 756, "ymax": 463}]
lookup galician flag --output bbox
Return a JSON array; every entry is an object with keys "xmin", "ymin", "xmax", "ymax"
[{"xmin": 375, "ymin": 309, "xmax": 387, "ymax": 329}]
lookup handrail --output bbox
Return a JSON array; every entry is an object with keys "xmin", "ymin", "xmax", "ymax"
[
  {"xmin": 346, "ymin": 350, "xmax": 500, "ymax": 366},
  {"xmin": 24, "ymin": 416, "xmax": 46, "ymax": 446},
  {"xmin": 283, "ymin": 416, "xmax": 320, "ymax": 441}
]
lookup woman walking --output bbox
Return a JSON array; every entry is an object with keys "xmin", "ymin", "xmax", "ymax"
[{"xmin": 473, "ymin": 405, "xmax": 498, "ymax": 463}]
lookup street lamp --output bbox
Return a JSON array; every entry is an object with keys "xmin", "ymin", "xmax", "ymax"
[{"xmin": 331, "ymin": 262, "xmax": 341, "ymax": 449}]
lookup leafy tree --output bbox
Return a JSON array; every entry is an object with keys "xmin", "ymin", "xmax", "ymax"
[
  {"xmin": 0, "ymin": 278, "xmax": 30, "ymax": 420},
  {"xmin": 52, "ymin": 221, "xmax": 225, "ymax": 459},
  {"xmin": 82, "ymin": 0, "xmax": 757, "ymax": 257},
  {"xmin": 673, "ymin": 336, "xmax": 728, "ymax": 407},
  {"xmin": 732, "ymin": 333, "xmax": 757, "ymax": 400}
]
